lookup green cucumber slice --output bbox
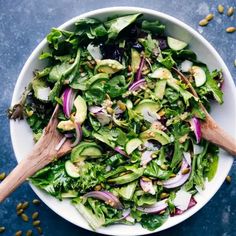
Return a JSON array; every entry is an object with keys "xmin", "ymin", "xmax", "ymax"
[
  {"xmin": 65, "ymin": 160, "xmax": 80, "ymax": 178},
  {"xmin": 191, "ymin": 66, "xmax": 206, "ymax": 87},
  {"xmin": 125, "ymin": 138, "xmax": 142, "ymax": 155},
  {"xmin": 167, "ymin": 37, "xmax": 188, "ymax": 51}
]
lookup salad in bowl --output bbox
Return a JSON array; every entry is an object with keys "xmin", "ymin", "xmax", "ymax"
[{"xmin": 9, "ymin": 11, "xmax": 228, "ymax": 232}]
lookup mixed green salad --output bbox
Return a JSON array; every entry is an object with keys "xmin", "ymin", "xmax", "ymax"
[{"xmin": 9, "ymin": 13, "xmax": 224, "ymax": 231}]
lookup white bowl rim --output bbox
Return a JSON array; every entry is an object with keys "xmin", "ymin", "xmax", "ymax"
[{"xmin": 10, "ymin": 6, "xmax": 236, "ymax": 236}]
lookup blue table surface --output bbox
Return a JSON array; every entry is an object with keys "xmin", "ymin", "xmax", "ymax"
[{"xmin": 0, "ymin": 0, "xmax": 235, "ymax": 235}]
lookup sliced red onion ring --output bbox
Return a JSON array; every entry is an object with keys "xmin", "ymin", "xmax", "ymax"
[
  {"xmin": 89, "ymin": 106, "xmax": 104, "ymax": 114},
  {"xmin": 140, "ymin": 151, "xmax": 153, "ymax": 167},
  {"xmin": 84, "ymin": 191, "xmax": 123, "ymax": 209},
  {"xmin": 137, "ymin": 199, "xmax": 168, "ymax": 214},
  {"xmin": 128, "ymin": 78, "xmax": 146, "ymax": 91},
  {"xmin": 63, "ymin": 88, "xmax": 76, "ymax": 118},
  {"xmin": 114, "ymin": 146, "xmax": 129, "ymax": 157},
  {"xmin": 140, "ymin": 179, "xmax": 155, "ymax": 195},
  {"xmin": 163, "ymin": 152, "xmax": 191, "ymax": 189},
  {"xmin": 135, "ymin": 56, "xmax": 145, "ymax": 81},
  {"xmin": 71, "ymin": 122, "xmax": 82, "ymax": 147},
  {"xmin": 190, "ymin": 117, "xmax": 201, "ymax": 144},
  {"xmin": 55, "ymin": 136, "xmax": 67, "ymax": 151},
  {"xmin": 171, "ymin": 197, "xmax": 197, "ymax": 216}
]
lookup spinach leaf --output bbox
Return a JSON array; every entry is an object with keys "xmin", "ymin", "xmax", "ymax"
[{"xmin": 141, "ymin": 20, "xmax": 165, "ymax": 35}]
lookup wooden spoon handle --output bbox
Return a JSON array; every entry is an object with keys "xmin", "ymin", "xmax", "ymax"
[{"xmin": 201, "ymin": 114, "xmax": 236, "ymax": 156}]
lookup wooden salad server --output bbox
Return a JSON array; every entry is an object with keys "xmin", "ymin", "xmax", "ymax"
[
  {"xmin": 0, "ymin": 105, "xmax": 72, "ymax": 202},
  {"xmin": 173, "ymin": 68, "xmax": 236, "ymax": 156}
]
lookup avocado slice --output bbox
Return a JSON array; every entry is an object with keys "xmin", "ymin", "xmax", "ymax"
[
  {"xmin": 57, "ymin": 120, "xmax": 75, "ymax": 131},
  {"xmin": 131, "ymin": 48, "xmax": 141, "ymax": 72},
  {"xmin": 95, "ymin": 59, "xmax": 125, "ymax": 74},
  {"xmin": 140, "ymin": 128, "xmax": 170, "ymax": 145},
  {"xmin": 155, "ymin": 79, "xmax": 167, "ymax": 100},
  {"xmin": 74, "ymin": 95, "xmax": 87, "ymax": 124},
  {"xmin": 134, "ymin": 100, "xmax": 161, "ymax": 115}
]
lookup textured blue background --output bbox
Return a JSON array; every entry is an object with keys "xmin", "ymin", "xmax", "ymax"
[{"xmin": 0, "ymin": 0, "xmax": 235, "ymax": 235}]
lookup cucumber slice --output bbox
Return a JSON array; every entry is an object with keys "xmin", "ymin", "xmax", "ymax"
[
  {"xmin": 74, "ymin": 95, "xmax": 87, "ymax": 124},
  {"xmin": 80, "ymin": 146, "xmax": 102, "ymax": 158},
  {"xmin": 155, "ymin": 80, "xmax": 167, "ymax": 100},
  {"xmin": 135, "ymin": 101, "xmax": 161, "ymax": 114},
  {"xmin": 149, "ymin": 68, "xmax": 173, "ymax": 80},
  {"xmin": 191, "ymin": 66, "xmax": 206, "ymax": 87},
  {"xmin": 65, "ymin": 160, "xmax": 80, "ymax": 178},
  {"xmin": 125, "ymin": 138, "xmax": 142, "ymax": 155},
  {"xmin": 167, "ymin": 37, "xmax": 188, "ymax": 51}
]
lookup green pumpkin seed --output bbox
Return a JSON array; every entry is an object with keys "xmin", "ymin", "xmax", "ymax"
[
  {"xmin": 199, "ymin": 19, "xmax": 208, "ymax": 27},
  {"xmin": 22, "ymin": 201, "xmax": 29, "ymax": 210},
  {"xmin": 32, "ymin": 199, "xmax": 40, "ymax": 205},
  {"xmin": 36, "ymin": 227, "xmax": 43, "ymax": 235},
  {"xmin": 205, "ymin": 13, "xmax": 214, "ymax": 21},
  {"xmin": 227, "ymin": 7, "xmax": 234, "ymax": 16},
  {"xmin": 226, "ymin": 27, "xmax": 236, "ymax": 33},
  {"xmin": 26, "ymin": 230, "xmax": 33, "ymax": 236},
  {"xmin": 16, "ymin": 202, "xmax": 23, "ymax": 211},
  {"xmin": 17, "ymin": 209, "xmax": 24, "ymax": 216},
  {"xmin": 226, "ymin": 175, "xmax": 232, "ymax": 183},
  {"xmin": 21, "ymin": 213, "xmax": 29, "ymax": 222},
  {"xmin": 217, "ymin": 4, "xmax": 224, "ymax": 13},
  {"xmin": 0, "ymin": 227, "xmax": 5, "ymax": 233},
  {"xmin": 32, "ymin": 212, "xmax": 39, "ymax": 220},
  {"xmin": 234, "ymin": 59, "xmax": 236, "ymax": 67},
  {"xmin": 33, "ymin": 220, "xmax": 40, "ymax": 226},
  {"xmin": 15, "ymin": 231, "xmax": 22, "ymax": 236},
  {"xmin": 160, "ymin": 192, "xmax": 169, "ymax": 199},
  {"xmin": 94, "ymin": 185, "xmax": 102, "ymax": 191},
  {"xmin": 181, "ymin": 168, "xmax": 190, "ymax": 175},
  {"xmin": 0, "ymin": 172, "xmax": 6, "ymax": 181}
]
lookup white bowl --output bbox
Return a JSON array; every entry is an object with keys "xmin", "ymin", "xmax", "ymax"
[{"xmin": 10, "ymin": 7, "xmax": 236, "ymax": 236}]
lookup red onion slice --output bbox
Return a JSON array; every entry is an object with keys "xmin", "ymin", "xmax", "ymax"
[
  {"xmin": 63, "ymin": 88, "xmax": 76, "ymax": 118},
  {"xmin": 190, "ymin": 117, "xmax": 201, "ymax": 144},
  {"xmin": 84, "ymin": 191, "xmax": 123, "ymax": 209},
  {"xmin": 140, "ymin": 151, "xmax": 153, "ymax": 167},
  {"xmin": 171, "ymin": 197, "xmax": 197, "ymax": 216},
  {"xmin": 135, "ymin": 56, "xmax": 145, "ymax": 81},
  {"xmin": 128, "ymin": 79, "xmax": 146, "ymax": 91},
  {"xmin": 89, "ymin": 106, "xmax": 104, "ymax": 114},
  {"xmin": 163, "ymin": 153, "xmax": 191, "ymax": 189},
  {"xmin": 140, "ymin": 179, "xmax": 155, "ymax": 195},
  {"xmin": 114, "ymin": 146, "xmax": 129, "ymax": 157},
  {"xmin": 71, "ymin": 122, "xmax": 82, "ymax": 147},
  {"xmin": 137, "ymin": 199, "xmax": 168, "ymax": 214}
]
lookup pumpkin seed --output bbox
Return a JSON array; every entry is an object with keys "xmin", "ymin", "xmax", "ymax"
[
  {"xmin": 15, "ymin": 231, "xmax": 23, "ymax": 236},
  {"xmin": 159, "ymin": 210, "xmax": 166, "ymax": 215},
  {"xmin": 17, "ymin": 209, "xmax": 24, "ymax": 216},
  {"xmin": 234, "ymin": 59, "xmax": 236, "ymax": 67},
  {"xmin": 32, "ymin": 212, "xmax": 39, "ymax": 220},
  {"xmin": 22, "ymin": 201, "xmax": 29, "ymax": 210},
  {"xmin": 106, "ymin": 107, "xmax": 114, "ymax": 114},
  {"xmin": 21, "ymin": 213, "xmax": 29, "ymax": 222},
  {"xmin": 32, "ymin": 199, "xmax": 40, "ymax": 205},
  {"xmin": 134, "ymin": 98, "xmax": 141, "ymax": 105},
  {"xmin": 227, "ymin": 7, "xmax": 234, "ymax": 16},
  {"xmin": 33, "ymin": 220, "xmax": 40, "ymax": 227},
  {"xmin": 16, "ymin": 202, "xmax": 23, "ymax": 211},
  {"xmin": 26, "ymin": 230, "xmax": 33, "ymax": 236},
  {"xmin": 199, "ymin": 19, "xmax": 208, "ymax": 26},
  {"xmin": 142, "ymin": 176, "xmax": 151, "ymax": 182},
  {"xmin": 217, "ymin": 4, "xmax": 224, "ymax": 13},
  {"xmin": 182, "ymin": 168, "xmax": 190, "ymax": 175},
  {"xmin": 205, "ymin": 13, "xmax": 214, "ymax": 21},
  {"xmin": 36, "ymin": 227, "xmax": 43, "ymax": 235},
  {"xmin": 160, "ymin": 192, "xmax": 169, "ymax": 199},
  {"xmin": 226, "ymin": 27, "xmax": 236, "ymax": 33},
  {"xmin": 94, "ymin": 185, "xmax": 102, "ymax": 191},
  {"xmin": 0, "ymin": 227, "xmax": 5, "ymax": 233},
  {"xmin": 0, "ymin": 172, "xmax": 6, "ymax": 181},
  {"xmin": 226, "ymin": 175, "xmax": 231, "ymax": 183}
]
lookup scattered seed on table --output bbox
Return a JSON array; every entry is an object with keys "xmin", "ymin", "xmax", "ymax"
[
  {"xmin": 32, "ymin": 212, "xmax": 39, "ymax": 220},
  {"xmin": 15, "ymin": 231, "xmax": 22, "ymax": 236},
  {"xmin": 22, "ymin": 201, "xmax": 29, "ymax": 210},
  {"xmin": 21, "ymin": 213, "xmax": 29, "ymax": 222},
  {"xmin": 32, "ymin": 199, "xmax": 40, "ymax": 205},
  {"xmin": 0, "ymin": 227, "xmax": 5, "ymax": 233},
  {"xmin": 0, "ymin": 172, "xmax": 6, "ymax": 181},
  {"xmin": 226, "ymin": 175, "xmax": 231, "ymax": 183},
  {"xmin": 17, "ymin": 209, "xmax": 24, "ymax": 216},
  {"xmin": 234, "ymin": 59, "xmax": 236, "ymax": 67},
  {"xmin": 205, "ymin": 13, "xmax": 214, "ymax": 21},
  {"xmin": 26, "ymin": 230, "xmax": 33, "ymax": 236},
  {"xmin": 36, "ymin": 227, "xmax": 43, "ymax": 235},
  {"xmin": 33, "ymin": 220, "xmax": 40, "ymax": 227},
  {"xmin": 227, "ymin": 7, "xmax": 234, "ymax": 16},
  {"xmin": 226, "ymin": 27, "xmax": 236, "ymax": 33},
  {"xmin": 217, "ymin": 4, "xmax": 224, "ymax": 14},
  {"xmin": 199, "ymin": 19, "xmax": 208, "ymax": 27},
  {"xmin": 16, "ymin": 202, "xmax": 23, "ymax": 211}
]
